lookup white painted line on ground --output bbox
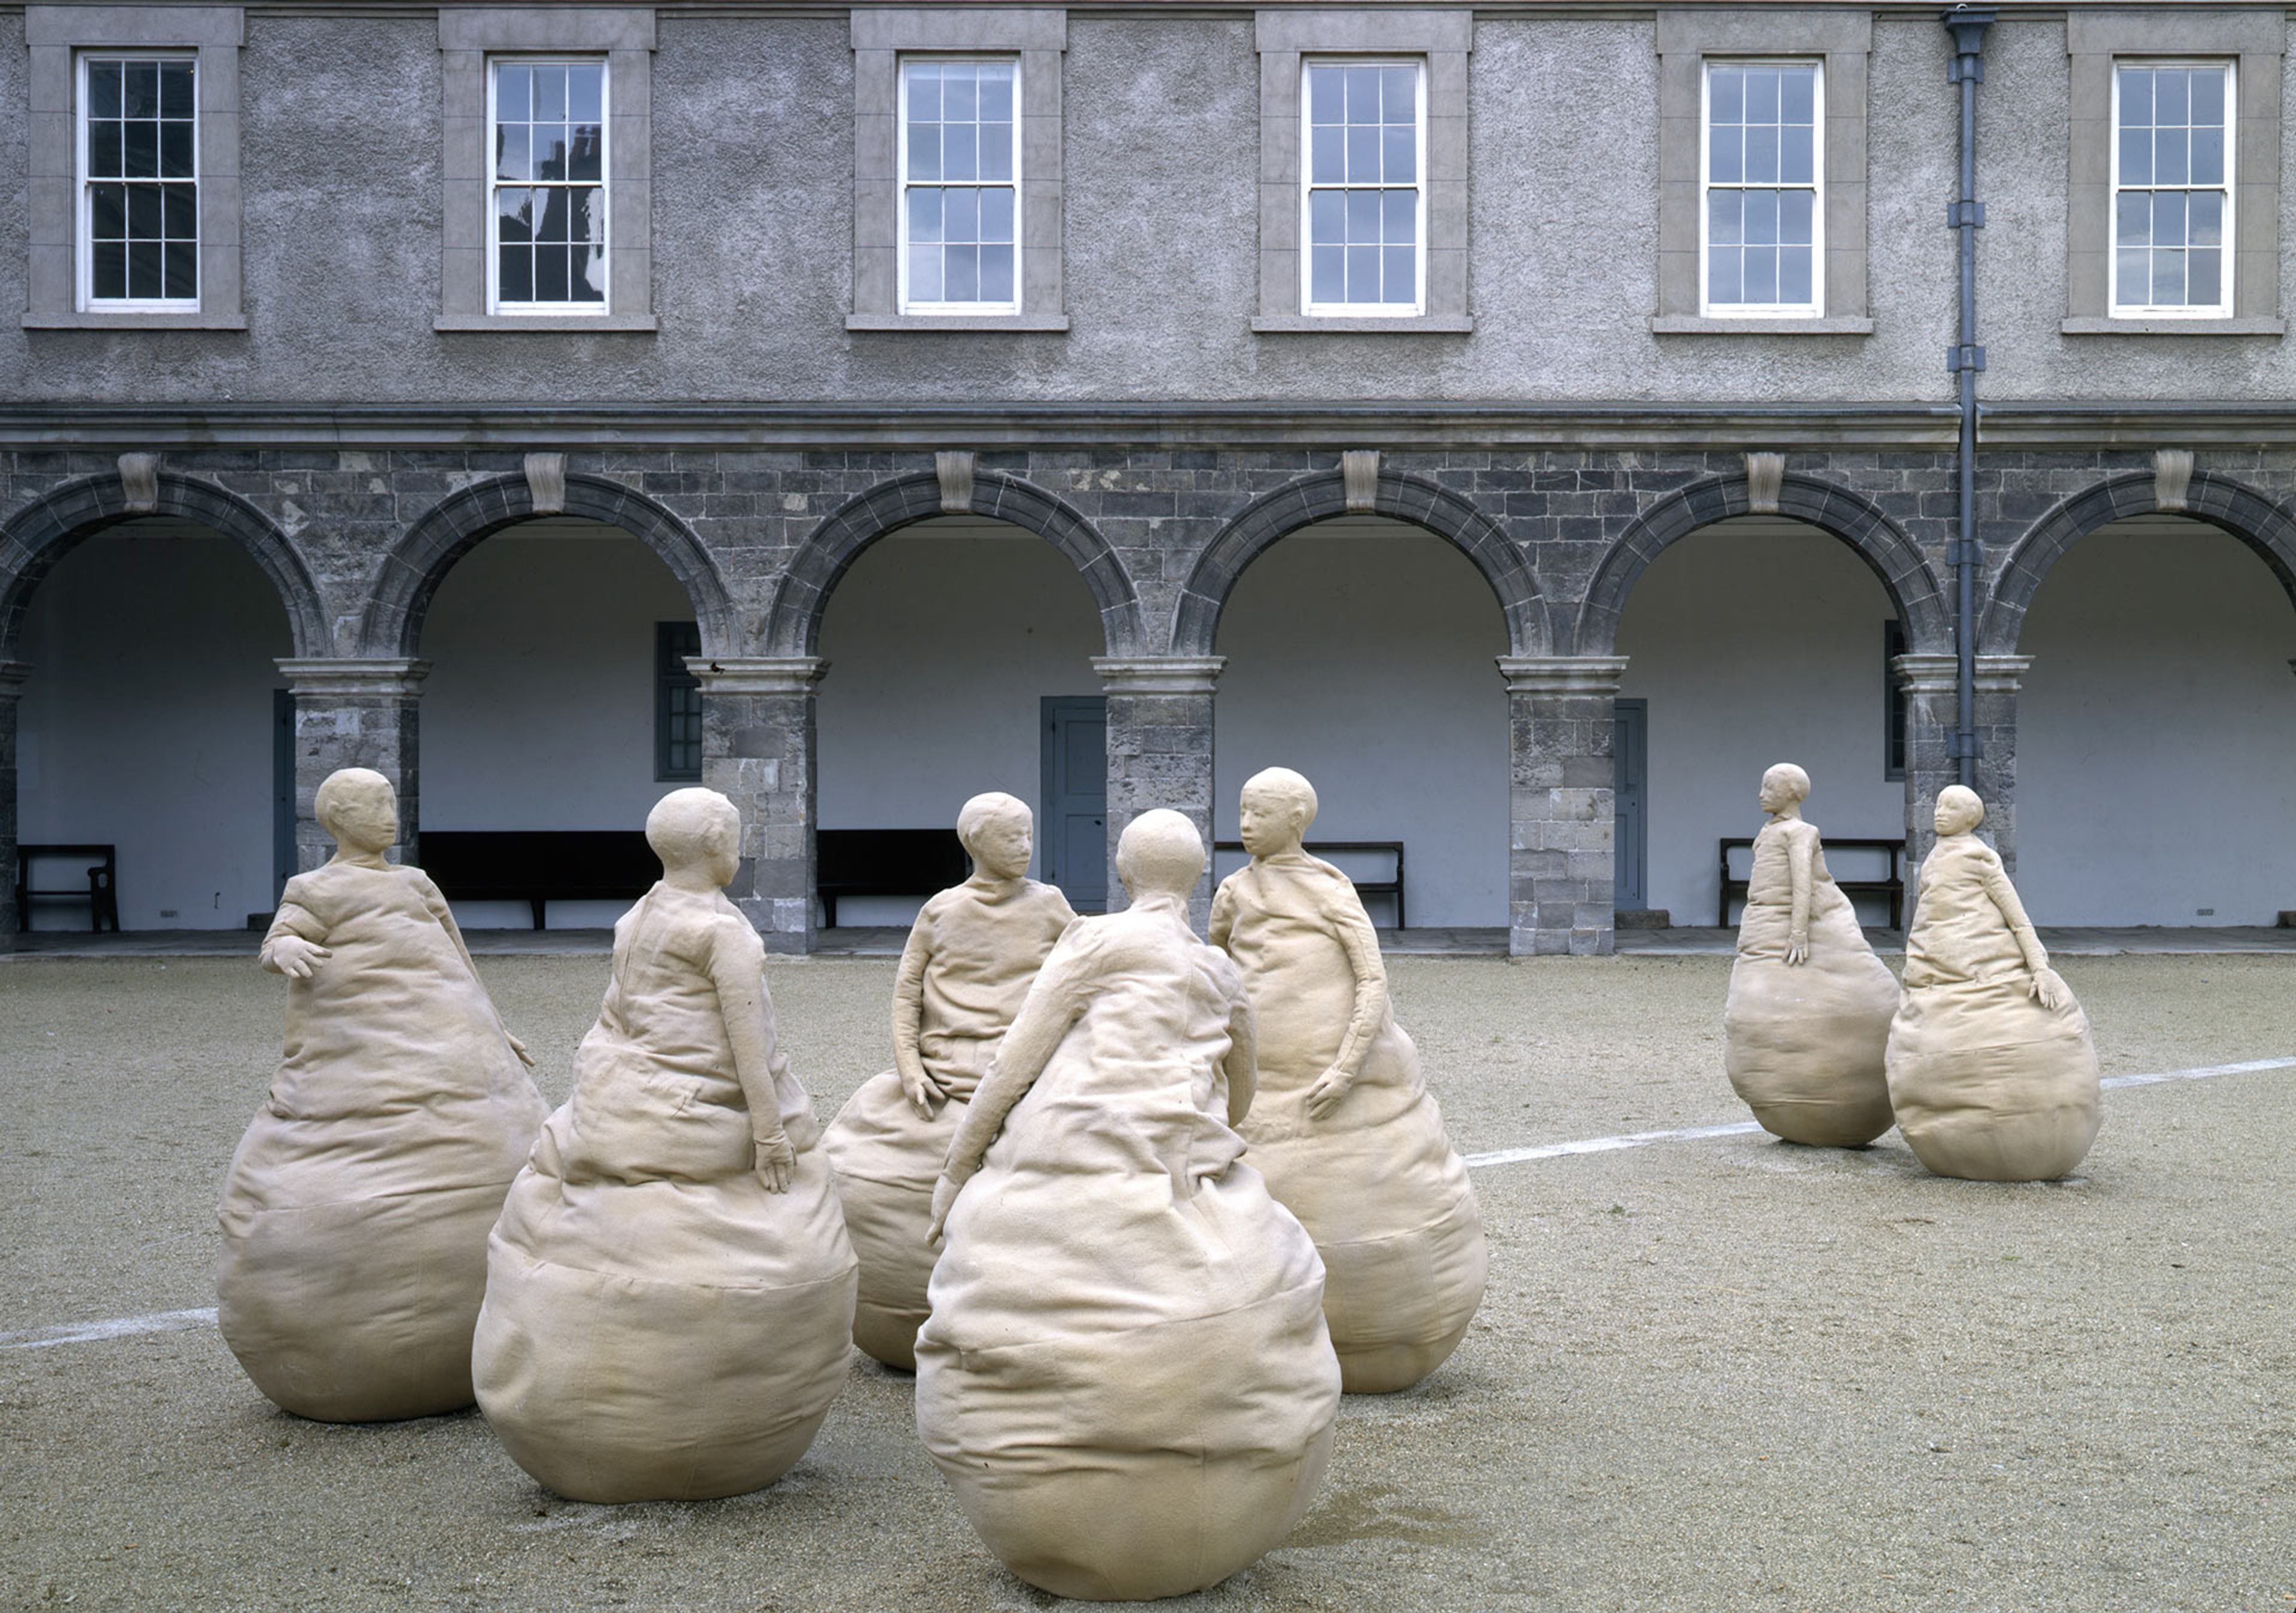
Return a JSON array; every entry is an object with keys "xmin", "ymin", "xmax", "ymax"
[
  {"xmin": 7, "ymin": 1058, "xmax": 2290, "ymax": 1351},
  {"xmin": 1, "ymin": 1306, "xmax": 218, "ymax": 1351}
]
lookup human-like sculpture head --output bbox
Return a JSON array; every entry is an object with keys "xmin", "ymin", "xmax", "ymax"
[
  {"xmin": 1115, "ymin": 809, "xmax": 1204, "ymax": 903},
  {"xmin": 647, "ymin": 787, "xmax": 743, "ymax": 890},
  {"xmin": 1757, "ymin": 762, "xmax": 1811, "ymax": 817},
  {"xmin": 314, "ymin": 767, "xmax": 398, "ymax": 857},
  {"xmin": 1237, "ymin": 767, "xmax": 1318, "ymax": 860},
  {"xmin": 1933, "ymin": 784, "xmax": 1986, "ymax": 838},
  {"xmin": 956, "ymin": 792, "xmax": 1034, "ymax": 882}
]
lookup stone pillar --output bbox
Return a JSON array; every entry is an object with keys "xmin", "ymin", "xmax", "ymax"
[
  {"xmin": 277, "ymin": 658, "xmax": 429, "ymax": 872},
  {"xmin": 1093, "ymin": 656, "xmax": 1223, "ymax": 930},
  {"xmin": 1500, "ymin": 656, "xmax": 1629, "ymax": 957},
  {"xmin": 692, "ymin": 656, "xmax": 825, "ymax": 954},
  {"xmin": 0, "ymin": 662, "xmax": 29, "ymax": 945},
  {"xmin": 1895, "ymin": 653, "xmax": 2031, "ymax": 885}
]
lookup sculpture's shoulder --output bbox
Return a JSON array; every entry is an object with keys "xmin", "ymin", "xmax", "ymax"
[
  {"xmin": 1012, "ymin": 877, "xmax": 1079, "ymax": 927},
  {"xmin": 700, "ymin": 890, "xmax": 767, "ymax": 967}
]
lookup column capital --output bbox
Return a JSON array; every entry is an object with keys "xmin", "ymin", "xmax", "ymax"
[
  {"xmin": 1497, "ymin": 655, "xmax": 1629, "ymax": 697},
  {"xmin": 1092, "ymin": 655, "xmax": 1226, "ymax": 695},
  {"xmin": 276, "ymin": 657, "xmax": 431, "ymax": 697},
  {"xmin": 0, "ymin": 661, "xmax": 30, "ymax": 699},
  {"xmin": 1892, "ymin": 653, "xmax": 2033, "ymax": 696},
  {"xmin": 685, "ymin": 655, "xmax": 828, "ymax": 695}
]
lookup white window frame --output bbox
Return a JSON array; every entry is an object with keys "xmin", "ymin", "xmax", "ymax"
[
  {"xmin": 1297, "ymin": 56, "xmax": 1428, "ymax": 319},
  {"xmin": 484, "ymin": 54, "xmax": 611, "ymax": 316},
  {"xmin": 1698, "ymin": 57, "xmax": 1825, "ymax": 319},
  {"xmin": 2108, "ymin": 58, "xmax": 2236, "ymax": 320},
  {"xmin": 75, "ymin": 50, "xmax": 201, "ymax": 313},
  {"xmin": 895, "ymin": 54, "xmax": 1024, "ymax": 317}
]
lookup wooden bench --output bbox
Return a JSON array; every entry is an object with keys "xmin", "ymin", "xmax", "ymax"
[
  {"xmin": 1718, "ymin": 836, "xmax": 1906, "ymax": 930},
  {"xmin": 817, "ymin": 828, "xmax": 971, "ymax": 928},
  {"xmin": 1215, "ymin": 840, "xmax": 1407, "ymax": 931},
  {"xmin": 14, "ymin": 843, "xmax": 120, "ymax": 933},
  {"xmin": 420, "ymin": 830, "xmax": 660, "ymax": 929}
]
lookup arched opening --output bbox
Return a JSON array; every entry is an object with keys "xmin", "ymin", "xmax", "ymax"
[
  {"xmin": 1213, "ymin": 517, "xmax": 1510, "ymax": 931},
  {"xmin": 416, "ymin": 518, "xmax": 709, "ymax": 928},
  {"xmin": 15, "ymin": 520, "xmax": 292, "ymax": 930},
  {"xmin": 1614, "ymin": 517, "xmax": 1907, "ymax": 928},
  {"xmin": 2015, "ymin": 515, "xmax": 2296, "ymax": 924},
  {"xmin": 816, "ymin": 516, "xmax": 1107, "ymax": 928}
]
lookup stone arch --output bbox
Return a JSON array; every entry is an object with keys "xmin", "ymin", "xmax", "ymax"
[
  {"xmin": 1573, "ymin": 471, "xmax": 1951, "ymax": 656},
  {"xmin": 362, "ymin": 472, "xmax": 737, "ymax": 657},
  {"xmin": 0, "ymin": 470, "xmax": 328, "ymax": 659},
  {"xmin": 1172, "ymin": 466, "xmax": 1544, "ymax": 657},
  {"xmin": 1978, "ymin": 471, "xmax": 2296, "ymax": 655},
  {"xmin": 761, "ymin": 471, "xmax": 1146, "ymax": 657}
]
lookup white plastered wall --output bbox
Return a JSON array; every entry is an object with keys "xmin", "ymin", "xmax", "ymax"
[
  {"xmin": 16, "ymin": 524, "xmax": 290, "ymax": 930},
  {"xmin": 2015, "ymin": 519, "xmax": 2296, "ymax": 925},
  {"xmin": 816, "ymin": 521, "xmax": 1107, "ymax": 925},
  {"xmin": 1617, "ymin": 520, "xmax": 1906, "ymax": 927},
  {"xmin": 1212, "ymin": 520, "xmax": 1512, "ymax": 928},
  {"xmin": 417, "ymin": 523, "xmax": 701, "ymax": 928}
]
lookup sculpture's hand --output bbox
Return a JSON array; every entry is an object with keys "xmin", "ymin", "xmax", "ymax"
[
  {"xmin": 1304, "ymin": 1065, "xmax": 1354, "ymax": 1121},
  {"xmin": 1785, "ymin": 934, "xmax": 1810, "ymax": 967},
  {"xmin": 261, "ymin": 936, "xmax": 331, "ymax": 979},
  {"xmin": 753, "ymin": 1134, "xmax": 796, "ymax": 1193},
  {"xmin": 2029, "ymin": 966, "xmax": 2070, "ymax": 1013},
  {"xmin": 936, "ymin": 1071, "xmax": 981, "ymax": 1102},
  {"xmin": 505, "ymin": 1032, "xmax": 537, "ymax": 1069},
  {"xmin": 925, "ymin": 1174, "xmax": 958, "ymax": 1246},
  {"xmin": 899, "ymin": 1065, "xmax": 944, "ymax": 1120}
]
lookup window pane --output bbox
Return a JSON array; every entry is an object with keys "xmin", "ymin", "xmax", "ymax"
[
  {"xmin": 1345, "ymin": 189, "xmax": 1379, "ymax": 243},
  {"xmin": 908, "ymin": 187, "xmax": 943, "ymax": 243},
  {"xmin": 536, "ymin": 125, "xmax": 570, "ymax": 182},
  {"xmin": 570, "ymin": 64, "xmax": 603, "ymax": 124},
  {"xmin": 499, "ymin": 243, "xmax": 532, "ymax": 301},
  {"xmin": 90, "ymin": 183, "xmax": 126, "ymax": 239},
  {"xmin": 945, "ymin": 187, "xmax": 978, "ymax": 244},
  {"xmin": 497, "ymin": 65, "xmax": 530, "ymax": 121},
  {"xmin": 161, "ymin": 62, "xmax": 195, "ymax": 119},
  {"xmin": 536, "ymin": 66, "xmax": 566, "ymax": 120},
  {"xmin": 1779, "ymin": 243, "xmax": 1812, "ymax": 306},
  {"xmin": 571, "ymin": 187, "xmax": 603, "ymax": 248},
  {"xmin": 127, "ymin": 237, "xmax": 163, "ymax": 298},
  {"xmin": 1779, "ymin": 188, "xmax": 1813, "ymax": 244},
  {"xmin": 573, "ymin": 239, "xmax": 605, "ymax": 300},
  {"xmin": 1744, "ymin": 246, "xmax": 1777, "ymax": 303},
  {"xmin": 163, "ymin": 184, "xmax": 197, "ymax": 238},
  {"xmin": 2190, "ymin": 247, "xmax": 2222, "ymax": 305},
  {"xmin": 497, "ymin": 187, "xmax": 533, "ymax": 245},
  {"xmin": 2152, "ymin": 246, "xmax": 2185, "ymax": 304},
  {"xmin": 92, "ymin": 239, "xmax": 126, "ymax": 299},
  {"xmin": 2191, "ymin": 68, "xmax": 2225, "ymax": 128},
  {"xmin": 944, "ymin": 124, "xmax": 976, "ymax": 182},
  {"xmin": 1745, "ymin": 126, "xmax": 1779, "ymax": 184},
  {"xmin": 160, "ymin": 120, "xmax": 194, "ymax": 179},
  {"xmin": 1745, "ymin": 68, "xmax": 1779, "ymax": 123},
  {"xmin": 1709, "ymin": 67, "xmax": 1742, "ymax": 126},
  {"xmin": 124, "ymin": 121, "xmax": 159, "ymax": 178},
  {"xmin": 2114, "ymin": 190, "xmax": 2148, "ymax": 246},
  {"xmin": 1347, "ymin": 124, "xmax": 1379, "ymax": 182},
  {"xmin": 1744, "ymin": 190, "xmax": 1778, "ymax": 245},
  {"xmin": 1780, "ymin": 124, "xmax": 1813, "ymax": 186},
  {"xmin": 980, "ymin": 186, "xmax": 1015, "ymax": 243},
  {"xmin": 1383, "ymin": 126, "xmax": 1416, "ymax": 185},
  {"xmin": 2119, "ymin": 69, "xmax": 2152, "ymax": 127},
  {"xmin": 1709, "ymin": 247, "xmax": 1742, "ymax": 304},
  {"xmin": 535, "ymin": 244, "xmax": 569, "ymax": 301},
  {"xmin": 496, "ymin": 124, "xmax": 529, "ymax": 182},
  {"xmin": 2118, "ymin": 125, "xmax": 2151, "ymax": 185},
  {"xmin": 981, "ymin": 242, "xmax": 1014, "ymax": 303},
  {"xmin": 1345, "ymin": 65, "xmax": 1380, "ymax": 121},
  {"xmin": 1381, "ymin": 188, "xmax": 1416, "ymax": 244},
  {"xmin": 947, "ymin": 69, "xmax": 978, "ymax": 123},
  {"xmin": 906, "ymin": 61, "xmax": 940, "ymax": 120},
  {"xmin": 1382, "ymin": 244, "xmax": 1415, "ymax": 304},
  {"xmin": 127, "ymin": 185, "xmax": 163, "ymax": 239},
  {"xmin": 2154, "ymin": 127, "xmax": 2188, "ymax": 187},
  {"xmin": 1345, "ymin": 243, "xmax": 1378, "ymax": 302},
  {"xmin": 163, "ymin": 239, "xmax": 197, "ymax": 298},
  {"xmin": 2191, "ymin": 124, "xmax": 2224, "ymax": 187},
  {"xmin": 907, "ymin": 124, "xmax": 939, "ymax": 182},
  {"xmin": 2114, "ymin": 246, "xmax": 2148, "ymax": 304},
  {"xmin": 908, "ymin": 242, "xmax": 943, "ymax": 302},
  {"xmin": 2153, "ymin": 190, "xmax": 2187, "ymax": 245},
  {"xmin": 1308, "ymin": 64, "xmax": 1342, "ymax": 124},
  {"xmin": 1382, "ymin": 66, "xmax": 1416, "ymax": 121},
  {"xmin": 979, "ymin": 124, "xmax": 1012, "ymax": 182},
  {"xmin": 569, "ymin": 126, "xmax": 602, "ymax": 184},
  {"xmin": 1709, "ymin": 129, "xmax": 1742, "ymax": 184},
  {"xmin": 979, "ymin": 70, "xmax": 1013, "ymax": 123},
  {"xmin": 124, "ymin": 62, "xmax": 159, "ymax": 119},
  {"xmin": 88, "ymin": 62, "xmax": 122, "ymax": 118},
  {"xmin": 1311, "ymin": 125, "xmax": 1344, "ymax": 184},
  {"xmin": 2190, "ymin": 190, "xmax": 2223, "ymax": 248},
  {"xmin": 1309, "ymin": 188, "xmax": 1343, "ymax": 248},
  {"xmin": 1310, "ymin": 243, "xmax": 1344, "ymax": 303},
  {"xmin": 1780, "ymin": 65, "xmax": 1815, "ymax": 125},
  {"xmin": 947, "ymin": 245, "xmax": 978, "ymax": 301},
  {"xmin": 2156, "ymin": 69, "xmax": 2188, "ymax": 124},
  {"xmin": 1708, "ymin": 190, "xmax": 1743, "ymax": 246}
]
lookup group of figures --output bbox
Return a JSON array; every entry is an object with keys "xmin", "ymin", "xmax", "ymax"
[
  {"xmin": 215, "ymin": 765, "xmax": 1485, "ymax": 1600},
  {"xmin": 1724, "ymin": 765, "xmax": 2103, "ymax": 1180}
]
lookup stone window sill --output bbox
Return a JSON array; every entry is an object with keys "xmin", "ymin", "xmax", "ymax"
[
  {"xmin": 434, "ymin": 313, "xmax": 659, "ymax": 333},
  {"xmin": 24, "ymin": 311, "xmax": 248, "ymax": 331},
  {"xmin": 845, "ymin": 313, "xmax": 1071, "ymax": 332},
  {"xmin": 1251, "ymin": 314, "xmax": 1474, "ymax": 334},
  {"xmin": 1650, "ymin": 315, "xmax": 1874, "ymax": 335},
  {"xmin": 2060, "ymin": 316, "xmax": 2284, "ymax": 337}
]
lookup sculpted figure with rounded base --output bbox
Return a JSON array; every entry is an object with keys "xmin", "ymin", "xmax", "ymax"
[
  {"xmin": 1210, "ymin": 767, "xmax": 1485, "ymax": 1395},
  {"xmin": 1723, "ymin": 763, "xmax": 1901, "ymax": 1147},
  {"xmin": 218, "ymin": 767, "xmax": 546, "ymax": 1422},
  {"xmin": 822, "ymin": 792, "xmax": 1076, "ymax": 1370},
  {"xmin": 916, "ymin": 810, "xmax": 1339, "ymax": 1602},
  {"xmin": 1886, "ymin": 786, "xmax": 2102, "ymax": 1182},
  {"xmin": 473, "ymin": 788, "xmax": 857, "ymax": 1502}
]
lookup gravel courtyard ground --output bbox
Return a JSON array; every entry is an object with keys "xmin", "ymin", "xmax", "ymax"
[{"xmin": 2, "ymin": 951, "xmax": 2291, "ymax": 1612}]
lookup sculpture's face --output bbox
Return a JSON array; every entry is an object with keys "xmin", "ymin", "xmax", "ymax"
[
  {"xmin": 970, "ymin": 814, "xmax": 1033, "ymax": 881},
  {"xmin": 1757, "ymin": 772, "xmax": 1793, "ymax": 813},
  {"xmin": 701, "ymin": 829, "xmax": 740, "ymax": 889},
  {"xmin": 1236, "ymin": 787, "xmax": 1303, "ymax": 858},
  {"xmin": 326, "ymin": 784, "xmax": 398, "ymax": 855},
  {"xmin": 1933, "ymin": 790, "xmax": 1983, "ymax": 837}
]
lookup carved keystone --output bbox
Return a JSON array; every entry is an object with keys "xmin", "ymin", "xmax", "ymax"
[
  {"xmin": 2153, "ymin": 448, "xmax": 2194, "ymax": 514},
  {"xmin": 936, "ymin": 451, "xmax": 976, "ymax": 514},
  {"xmin": 524, "ymin": 453, "xmax": 567, "ymax": 515},
  {"xmin": 1341, "ymin": 450, "xmax": 1381, "ymax": 514},
  {"xmin": 117, "ymin": 453, "xmax": 160, "ymax": 514},
  {"xmin": 1744, "ymin": 452, "xmax": 1785, "ymax": 515}
]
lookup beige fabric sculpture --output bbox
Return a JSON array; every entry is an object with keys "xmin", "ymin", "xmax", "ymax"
[
  {"xmin": 915, "ymin": 809, "xmax": 1339, "ymax": 1601},
  {"xmin": 472, "ymin": 788, "xmax": 857, "ymax": 1502},
  {"xmin": 1886, "ymin": 786, "xmax": 2103, "ymax": 1181},
  {"xmin": 218, "ymin": 767, "xmax": 546, "ymax": 1423},
  {"xmin": 1722, "ymin": 763, "xmax": 1901, "ymax": 1147},
  {"xmin": 1210, "ymin": 768, "xmax": 1486, "ymax": 1395},
  {"xmin": 822, "ymin": 793, "xmax": 1074, "ymax": 1370}
]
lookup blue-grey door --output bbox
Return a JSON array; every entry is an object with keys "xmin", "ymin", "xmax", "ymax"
[
  {"xmin": 273, "ymin": 688, "xmax": 296, "ymax": 903},
  {"xmin": 1613, "ymin": 698, "xmax": 1648, "ymax": 911},
  {"xmin": 1040, "ymin": 696, "xmax": 1107, "ymax": 912}
]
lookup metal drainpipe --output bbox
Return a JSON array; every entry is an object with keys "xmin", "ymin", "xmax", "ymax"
[{"xmin": 1944, "ymin": 7, "xmax": 1993, "ymax": 790}]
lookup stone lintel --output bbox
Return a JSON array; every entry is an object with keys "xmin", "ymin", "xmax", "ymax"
[
  {"xmin": 1744, "ymin": 451, "xmax": 1784, "ymax": 514},
  {"xmin": 1497, "ymin": 655, "xmax": 1629, "ymax": 698},
  {"xmin": 277, "ymin": 657, "xmax": 431, "ymax": 698},
  {"xmin": 1341, "ymin": 449, "xmax": 1380, "ymax": 513},
  {"xmin": 1092, "ymin": 656, "xmax": 1226, "ymax": 696},
  {"xmin": 523, "ymin": 451, "xmax": 567, "ymax": 515},
  {"xmin": 2152, "ymin": 448, "xmax": 2194, "ymax": 513},
  {"xmin": 686, "ymin": 656, "xmax": 828, "ymax": 696},
  {"xmin": 936, "ymin": 450, "xmax": 976, "ymax": 514},
  {"xmin": 117, "ymin": 452, "xmax": 160, "ymax": 513}
]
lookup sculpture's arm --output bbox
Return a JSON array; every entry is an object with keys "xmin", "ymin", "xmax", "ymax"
[
  {"xmin": 1785, "ymin": 825, "xmax": 1815, "ymax": 966},
  {"xmin": 1208, "ymin": 879, "xmax": 1236, "ymax": 951},
  {"xmin": 1977, "ymin": 852, "xmax": 2069, "ymax": 1010},
  {"xmin": 258, "ymin": 899, "xmax": 331, "ymax": 978},
  {"xmin": 707, "ymin": 922, "xmax": 796, "ymax": 1191},
  {"xmin": 1222, "ymin": 987, "xmax": 1259, "ymax": 1128},
  {"xmin": 928, "ymin": 938, "xmax": 1086, "ymax": 1241},
  {"xmin": 1305, "ymin": 885, "xmax": 1387, "ymax": 1120},
  {"xmin": 890, "ymin": 915, "xmax": 940, "ymax": 1117}
]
